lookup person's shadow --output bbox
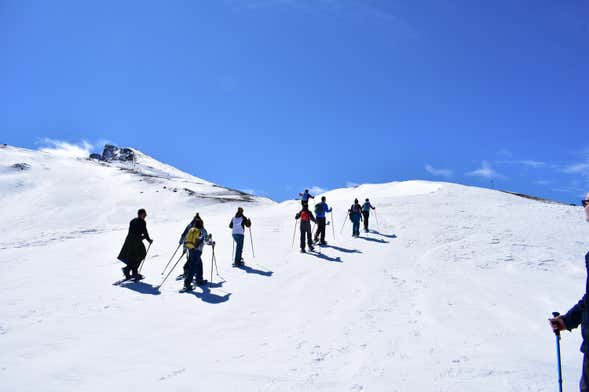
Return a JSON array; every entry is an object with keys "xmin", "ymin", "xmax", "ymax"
[
  {"xmin": 309, "ymin": 252, "xmax": 343, "ymax": 263},
  {"xmin": 185, "ymin": 281, "xmax": 231, "ymax": 304},
  {"xmin": 370, "ymin": 230, "xmax": 397, "ymax": 239},
  {"xmin": 118, "ymin": 281, "xmax": 161, "ymax": 295},
  {"xmin": 358, "ymin": 236, "xmax": 389, "ymax": 244},
  {"xmin": 238, "ymin": 264, "xmax": 273, "ymax": 277},
  {"xmin": 323, "ymin": 244, "xmax": 361, "ymax": 254}
]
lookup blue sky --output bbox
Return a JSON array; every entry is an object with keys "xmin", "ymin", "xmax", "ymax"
[{"xmin": 1, "ymin": 0, "xmax": 588, "ymax": 202}]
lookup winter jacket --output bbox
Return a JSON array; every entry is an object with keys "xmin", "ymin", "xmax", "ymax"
[
  {"xmin": 117, "ymin": 218, "xmax": 151, "ymax": 264},
  {"xmin": 299, "ymin": 191, "xmax": 314, "ymax": 202},
  {"xmin": 230, "ymin": 214, "xmax": 251, "ymax": 235},
  {"xmin": 314, "ymin": 202, "xmax": 332, "ymax": 219},
  {"xmin": 362, "ymin": 202, "xmax": 375, "ymax": 213},
  {"xmin": 295, "ymin": 210, "xmax": 316, "ymax": 223},
  {"xmin": 562, "ymin": 252, "xmax": 589, "ymax": 354},
  {"xmin": 184, "ymin": 228, "xmax": 204, "ymax": 250},
  {"xmin": 349, "ymin": 204, "xmax": 363, "ymax": 222}
]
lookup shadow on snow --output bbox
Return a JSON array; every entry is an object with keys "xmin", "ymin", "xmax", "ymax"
[
  {"xmin": 184, "ymin": 281, "xmax": 231, "ymax": 304},
  {"xmin": 370, "ymin": 230, "xmax": 397, "ymax": 239},
  {"xmin": 236, "ymin": 264, "xmax": 274, "ymax": 277},
  {"xmin": 357, "ymin": 236, "xmax": 389, "ymax": 244},
  {"xmin": 118, "ymin": 280, "xmax": 161, "ymax": 295},
  {"xmin": 322, "ymin": 244, "xmax": 361, "ymax": 254},
  {"xmin": 308, "ymin": 252, "xmax": 342, "ymax": 263}
]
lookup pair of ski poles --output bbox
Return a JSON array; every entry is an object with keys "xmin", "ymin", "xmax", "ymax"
[{"xmin": 292, "ymin": 213, "xmax": 336, "ymax": 248}]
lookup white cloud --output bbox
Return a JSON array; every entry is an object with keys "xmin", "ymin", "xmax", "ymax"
[
  {"xmin": 466, "ymin": 161, "xmax": 506, "ymax": 179},
  {"xmin": 345, "ymin": 182, "xmax": 359, "ymax": 188},
  {"xmin": 562, "ymin": 163, "xmax": 589, "ymax": 174},
  {"xmin": 498, "ymin": 160, "xmax": 545, "ymax": 168},
  {"xmin": 38, "ymin": 138, "xmax": 95, "ymax": 158},
  {"xmin": 425, "ymin": 164, "xmax": 453, "ymax": 178},
  {"xmin": 308, "ymin": 186, "xmax": 327, "ymax": 195}
]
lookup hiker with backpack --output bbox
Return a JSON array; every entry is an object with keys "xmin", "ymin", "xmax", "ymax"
[
  {"xmin": 313, "ymin": 196, "xmax": 332, "ymax": 245},
  {"xmin": 117, "ymin": 208, "xmax": 153, "ymax": 281},
  {"xmin": 182, "ymin": 219, "xmax": 207, "ymax": 291},
  {"xmin": 296, "ymin": 204, "xmax": 317, "ymax": 253},
  {"xmin": 349, "ymin": 199, "xmax": 363, "ymax": 237},
  {"xmin": 229, "ymin": 207, "xmax": 252, "ymax": 266},
  {"xmin": 362, "ymin": 198, "xmax": 376, "ymax": 232},
  {"xmin": 299, "ymin": 189, "xmax": 315, "ymax": 207},
  {"xmin": 178, "ymin": 213, "xmax": 208, "ymax": 279}
]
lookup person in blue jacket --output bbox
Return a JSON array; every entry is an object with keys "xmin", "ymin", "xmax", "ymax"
[
  {"xmin": 550, "ymin": 194, "xmax": 589, "ymax": 390},
  {"xmin": 299, "ymin": 189, "xmax": 315, "ymax": 207},
  {"xmin": 313, "ymin": 196, "xmax": 332, "ymax": 245},
  {"xmin": 348, "ymin": 199, "xmax": 363, "ymax": 237}
]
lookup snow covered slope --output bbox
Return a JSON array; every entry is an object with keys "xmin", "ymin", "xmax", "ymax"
[{"xmin": 1, "ymin": 145, "xmax": 587, "ymax": 391}]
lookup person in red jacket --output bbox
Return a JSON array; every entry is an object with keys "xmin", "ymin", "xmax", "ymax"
[{"xmin": 295, "ymin": 204, "xmax": 316, "ymax": 253}]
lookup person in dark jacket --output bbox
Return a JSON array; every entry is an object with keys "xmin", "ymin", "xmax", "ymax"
[
  {"xmin": 182, "ymin": 219, "xmax": 207, "ymax": 290},
  {"xmin": 349, "ymin": 199, "xmax": 363, "ymax": 237},
  {"xmin": 229, "ymin": 207, "xmax": 252, "ymax": 266},
  {"xmin": 178, "ymin": 213, "xmax": 208, "ymax": 279},
  {"xmin": 296, "ymin": 204, "xmax": 316, "ymax": 253},
  {"xmin": 299, "ymin": 189, "xmax": 315, "ymax": 207},
  {"xmin": 550, "ymin": 195, "xmax": 589, "ymax": 391},
  {"xmin": 118, "ymin": 209, "xmax": 153, "ymax": 280},
  {"xmin": 362, "ymin": 198, "xmax": 376, "ymax": 232},
  {"xmin": 313, "ymin": 196, "xmax": 332, "ymax": 245}
]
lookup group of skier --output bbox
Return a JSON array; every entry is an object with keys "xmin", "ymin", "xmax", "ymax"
[{"xmin": 117, "ymin": 190, "xmax": 376, "ymax": 291}]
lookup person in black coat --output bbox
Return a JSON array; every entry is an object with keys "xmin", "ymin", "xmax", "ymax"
[
  {"xmin": 550, "ymin": 195, "xmax": 589, "ymax": 390},
  {"xmin": 118, "ymin": 209, "xmax": 153, "ymax": 280}
]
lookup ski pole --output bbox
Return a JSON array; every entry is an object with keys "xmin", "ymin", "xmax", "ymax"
[
  {"xmin": 231, "ymin": 239, "xmax": 235, "ymax": 263},
  {"xmin": 373, "ymin": 209, "xmax": 380, "ymax": 230},
  {"xmin": 330, "ymin": 211, "xmax": 336, "ymax": 240},
  {"xmin": 292, "ymin": 219, "xmax": 298, "ymax": 248},
  {"xmin": 157, "ymin": 252, "xmax": 186, "ymax": 289},
  {"xmin": 248, "ymin": 227, "xmax": 255, "ymax": 258},
  {"xmin": 161, "ymin": 243, "xmax": 181, "ymax": 275},
  {"xmin": 340, "ymin": 212, "xmax": 348, "ymax": 234},
  {"xmin": 210, "ymin": 246, "xmax": 214, "ymax": 283},
  {"xmin": 212, "ymin": 244, "xmax": 220, "ymax": 276},
  {"xmin": 552, "ymin": 311, "xmax": 563, "ymax": 392},
  {"xmin": 138, "ymin": 242, "xmax": 152, "ymax": 273}
]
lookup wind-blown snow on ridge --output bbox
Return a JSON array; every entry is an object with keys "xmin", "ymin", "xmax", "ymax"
[{"xmin": 0, "ymin": 144, "xmax": 587, "ymax": 391}]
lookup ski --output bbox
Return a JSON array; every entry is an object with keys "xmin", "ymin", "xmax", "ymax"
[{"xmin": 113, "ymin": 277, "xmax": 132, "ymax": 286}]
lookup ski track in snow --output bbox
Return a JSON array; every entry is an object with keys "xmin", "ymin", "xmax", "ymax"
[{"xmin": 0, "ymin": 146, "xmax": 587, "ymax": 391}]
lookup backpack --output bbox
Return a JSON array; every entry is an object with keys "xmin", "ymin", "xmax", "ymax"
[
  {"xmin": 314, "ymin": 203, "xmax": 323, "ymax": 215},
  {"xmin": 300, "ymin": 210, "xmax": 310, "ymax": 221},
  {"xmin": 184, "ymin": 228, "xmax": 201, "ymax": 249}
]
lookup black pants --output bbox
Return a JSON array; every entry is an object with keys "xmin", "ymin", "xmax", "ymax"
[
  {"xmin": 184, "ymin": 249, "xmax": 203, "ymax": 285},
  {"xmin": 314, "ymin": 217, "xmax": 326, "ymax": 243},
  {"xmin": 362, "ymin": 211, "xmax": 370, "ymax": 231},
  {"xmin": 123, "ymin": 258, "xmax": 141, "ymax": 277},
  {"xmin": 582, "ymin": 354, "xmax": 589, "ymax": 391},
  {"xmin": 300, "ymin": 221, "xmax": 313, "ymax": 250}
]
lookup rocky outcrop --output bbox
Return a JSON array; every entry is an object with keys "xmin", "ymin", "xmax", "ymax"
[
  {"xmin": 11, "ymin": 163, "xmax": 31, "ymax": 170},
  {"xmin": 89, "ymin": 144, "xmax": 135, "ymax": 162}
]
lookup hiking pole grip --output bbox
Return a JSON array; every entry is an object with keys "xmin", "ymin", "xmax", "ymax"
[
  {"xmin": 552, "ymin": 311, "xmax": 563, "ymax": 392},
  {"xmin": 552, "ymin": 312, "xmax": 561, "ymax": 337}
]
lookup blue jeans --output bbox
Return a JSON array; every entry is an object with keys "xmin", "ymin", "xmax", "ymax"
[
  {"xmin": 233, "ymin": 234, "xmax": 245, "ymax": 263},
  {"xmin": 184, "ymin": 249, "xmax": 203, "ymax": 284}
]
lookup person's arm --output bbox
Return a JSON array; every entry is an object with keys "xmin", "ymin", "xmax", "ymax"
[
  {"xmin": 326, "ymin": 204, "xmax": 332, "ymax": 213},
  {"xmin": 179, "ymin": 224, "xmax": 190, "ymax": 245},
  {"xmin": 244, "ymin": 216, "xmax": 252, "ymax": 228},
  {"xmin": 229, "ymin": 219, "xmax": 234, "ymax": 229},
  {"xmin": 295, "ymin": 212, "xmax": 301, "ymax": 220},
  {"xmin": 371, "ymin": 204, "xmax": 375, "ymax": 210},
  {"xmin": 560, "ymin": 296, "xmax": 586, "ymax": 331},
  {"xmin": 310, "ymin": 212, "xmax": 316, "ymax": 223}
]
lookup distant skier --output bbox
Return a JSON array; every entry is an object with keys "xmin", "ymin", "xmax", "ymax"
[
  {"xmin": 229, "ymin": 207, "xmax": 251, "ymax": 266},
  {"xmin": 117, "ymin": 208, "xmax": 153, "ymax": 281},
  {"xmin": 182, "ymin": 219, "xmax": 207, "ymax": 291},
  {"xmin": 299, "ymin": 189, "xmax": 315, "ymax": 207},
  {"xmin": 348, "ymin": 199, "xmax": 363, "ymax": 237},
  {"xmin": 549, "ymin": 194, "xmax": 589, "ymax": 389},
  {"xmin": 313, "ymin": 196, "xmax": 332, "ymax": 245},
  {"xmin": 296, "ymin": 204, "xmax": 316, "ymax": 253},
  {"xmin": 362, "ymin": 198, "xmax": 376, "ymax": 232}
]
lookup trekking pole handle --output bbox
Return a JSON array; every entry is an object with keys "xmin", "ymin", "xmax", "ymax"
[{"xmin": 552, "ymin": 312, "xmax": 561, "ymax": 337}]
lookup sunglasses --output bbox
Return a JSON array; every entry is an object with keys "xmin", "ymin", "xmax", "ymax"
[{"xmin": 582, "ymin": 200, "xmax": 589, "ymax": 207}]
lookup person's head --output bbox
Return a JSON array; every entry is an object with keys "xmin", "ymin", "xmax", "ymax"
[
  {"xmin": 302, "ymin": 204, "xmax": 309, "ymax": 211},
  {"xmin": 237, "ymin": 207, "xmax": 244, "ymax": 216},
  {"xmin": 305, "ymin": 189, "xmax": 309, "ymax": 193},
  {"xmin": 194, "ymin": 219, "xmax": 204, "ymax": 229},
  {"xmin": 137, "ymin": 208, "xmax": 147, "ymax": 219},
  {"xmin": 365, "ymin": 198, "xmax": 369, "ymax": 202},
  {"xmin": 354, "ymin": 198, "xmax": 358, "ymax": 204},
  {"xmin": 321, "ymin": 196, "xmax": 326, "ymax": 202}
]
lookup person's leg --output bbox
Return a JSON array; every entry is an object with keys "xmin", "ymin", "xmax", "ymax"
[
  {"xmin": 581, "ymin": 354, "xmax": 589, "ymax": 391},
  {"xmin": 234, "ymin": 234, "xmax": 244, "ymax": 263},
  {"xmin": 306, "ymin": 226, "xmax": 313, "ymax": 249},
  {"xmin": 363, "ymin": 212, "xmax": 369, "ymax": 231},
  {"xmin": 300, "ymin": 224, "xmax": 306, "ymax": 250},
  {"xmin": 319, "ymin": 218, "xmax": 326, "ymax": 243},
  {"xmin": 184, "ymin": 250, "xmax": 195, "ymax": 288},
  {"xmin": 194, "ymin": 250, "xmax": 204, "ymax": 283}
]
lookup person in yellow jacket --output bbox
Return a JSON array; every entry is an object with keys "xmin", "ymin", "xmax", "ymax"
[{"xmin": 182, "ymin": 219, "xmax": 207, "ymax": 291}]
